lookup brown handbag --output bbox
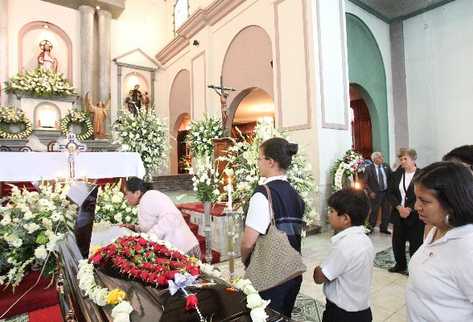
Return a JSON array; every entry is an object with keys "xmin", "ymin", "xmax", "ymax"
[{"xmin": 244, "ymin": 185, "xmax": 306, "ymax": 291}]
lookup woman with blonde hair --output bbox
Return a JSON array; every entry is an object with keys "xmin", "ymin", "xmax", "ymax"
[{"xmin": 388, "ymin": 149, "xmax": 424, "ymax": 273}]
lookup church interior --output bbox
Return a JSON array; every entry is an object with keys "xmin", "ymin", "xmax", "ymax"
[{"xmin": 0, "ymin": 0, "xmax": 472, "ymax": 321}]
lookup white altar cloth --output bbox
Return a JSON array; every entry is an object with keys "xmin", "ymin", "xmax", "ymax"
[{"xmin": 0, "ymin": 152, "xmax": 145, "ymax": 181}]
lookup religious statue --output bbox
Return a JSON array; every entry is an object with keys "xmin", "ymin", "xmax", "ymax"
[
  {"xmin": 37, "ymin": 40, "xmax": 58, "ymax": 72},
  {"xmin": 124, "ymin": 85, "xmax": 144, "ymax": 116},
  {"xmin": 208, "ymin": 76, "xmax": 236, "ymax": 136},
  {"xmin": 143, "ymin": 91, "xmax": 150, "ymax": 110},
  {"xmin": 86, "ymin": 92, "xmax": 110, "ymax": 139}
]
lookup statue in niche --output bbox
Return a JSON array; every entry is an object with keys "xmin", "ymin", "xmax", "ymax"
[
  {"xmin": 131, "ymin": 84, "xmax": 143, "ymax": 109},
  {"xmin": 125, "ymin": 90, "xmax": 138, "ymax": 115},
  {"xmin": 86, "ymin": 92, "xmax": 110, "ymax": 139},
  {"xmin": 37, "ymin": 40, "xmax": 58, "ymax": 72},
  {"xmin": 143, "ymin": 91, "xmax": 150, "ymax": 111}
]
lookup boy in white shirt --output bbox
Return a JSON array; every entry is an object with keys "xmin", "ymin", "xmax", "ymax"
[{"xmin": 313, "ymin": 188, "xmax": 375, "ymax": 322}]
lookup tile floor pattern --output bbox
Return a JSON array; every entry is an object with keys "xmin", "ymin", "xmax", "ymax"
[{"xmin": 216, "ymin": 226, "xmax": 409, "ymax": 322}]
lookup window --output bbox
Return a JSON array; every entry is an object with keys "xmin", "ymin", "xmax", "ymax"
[{"xmin": 174, "ymin": 0, "xmax": 189, "ymax": 33}]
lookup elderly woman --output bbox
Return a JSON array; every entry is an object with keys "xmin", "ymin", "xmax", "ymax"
[
  {"xmin": 122, "ymin": 177, "xmax": 200, "ymax": 258},
  {"xmin": 388, "ymin": 149, "xmax": 424, "ymax": 273},
  {"xmin": 406, "ymin": 162, "xmax": 473, "ymax": 321}
]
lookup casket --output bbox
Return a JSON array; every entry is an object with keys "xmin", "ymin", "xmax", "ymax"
[{"xmin": 57, "ymin": 183, "xmax": 292, "ymax": 322}]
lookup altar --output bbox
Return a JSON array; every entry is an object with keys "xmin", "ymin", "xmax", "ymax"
[{"xmin": 0, "ymin": 152, "xmax": 145, "ymax": 182}]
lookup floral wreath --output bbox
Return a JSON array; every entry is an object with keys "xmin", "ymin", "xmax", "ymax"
[
  {"xmin": 0, "ymin": 106, "xmax": 33, "ymax": 140},
  {"xmin": 60, "ymin": 110, "xmax": 93, "ymax": 141},
  {"xmin": 331, "ymin": 149, "xmax": 365, "ymax": 191},
  {"xmin": 78, "ymin": 232, "xmax": 269, "ymax": 322}
]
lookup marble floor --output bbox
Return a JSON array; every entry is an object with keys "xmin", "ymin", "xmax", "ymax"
[{"xmin": 216, "ymin": 227, "xmax": 408, "ymax": 322}]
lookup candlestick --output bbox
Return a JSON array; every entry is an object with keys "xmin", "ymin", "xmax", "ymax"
[{"xmin": 226, "ymin": 176, "xmax": 233, "ymax": 212}]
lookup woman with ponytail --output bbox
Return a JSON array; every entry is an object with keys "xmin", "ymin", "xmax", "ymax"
[{"xmin": 240, "ymin": 137, "xmax": 305, "ymax": 318}]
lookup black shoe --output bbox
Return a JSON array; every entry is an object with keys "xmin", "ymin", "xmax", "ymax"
[
  {"xmin": 380, "ymin": 230, "xmax": 391, "ymax": 235},
  {"xmin": 388, "ymin": 266, "xmax": 406, "ymax": 273}
]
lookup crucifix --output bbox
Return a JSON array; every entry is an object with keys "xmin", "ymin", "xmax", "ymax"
[
  {"xmin": 208, "ymin": 76, "xmax": 236, "ymax": 135},
  {"xmin": 58, "ymin": 133, "xmax": 87, "ymax": 179}
]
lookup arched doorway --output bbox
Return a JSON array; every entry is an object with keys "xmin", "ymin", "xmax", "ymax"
[
  {"xmin": 231, "ymin": 88, "xmax": 274, "ymax": 140},
  {"xmin": 350, "ymin": 84, "xmax": 373, "ymax": 159},
  {"xmin": 221, "ymin": 25, "xmax": 274, "ymax": 131},
  {"xmin": 346, "ymin": 13, "xmax": 389, "ymax": 161},
  {"xmin": 169, "ymin": 70, "xmax": 191, "ymax": 174},
  {"xmin": 175, "ymin": 113, "xmax": 191, "ymax": 174}
]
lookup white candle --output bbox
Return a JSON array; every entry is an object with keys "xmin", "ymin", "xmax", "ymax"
[{"xmin": 227, "ymin": 176, "xmax": 233, "ymax": 211}]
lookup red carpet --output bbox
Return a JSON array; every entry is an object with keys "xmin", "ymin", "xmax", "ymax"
[
  {"xmin": 28, "ymin": 305, "xmax": 62, "ymax": 322},
  {"xmin": 0, "ymin": 272, "xmax": 58, "ymax": 319}
]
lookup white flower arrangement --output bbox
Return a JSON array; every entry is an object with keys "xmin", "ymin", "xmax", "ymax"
[
  {"xmin": 95, "ymin": 181, "xmax": 138, "ymax": 225},
  {"xmin": 5, "ymin": 67, "xmax": 75, "ymax": 97},
  {"xmin": 224, "ymin": 119, "xmax": 319, "ymax": 226},
  {"xmin": 190, "ymin": 156, "xmax": 223, "ymax": 203},
  {"xmin": 113, "ymin": 109, "xmax": 168, "ymax": 180},
  {"xmin": 0, "ymin": 183, "xmax": 77, "ymax": 288},
  {"xmin": 330, "ymin": 149, "xmax": 365, "ymax": 191},
  {"xmin": 0, "ymin": 106, "xmax": 33, "ymax": 140},
  {"xmin": 60, "ymin": 109, "xmax": 94, "ymax": 141},
  {"xmin": 186, "ymin": 115, "xmax": 223, "ymax": 158}
]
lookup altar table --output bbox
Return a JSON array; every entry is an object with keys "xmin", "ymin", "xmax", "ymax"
[{"xmin": 0, "ymin": 152, "xmax": 145, "ymax": 181}]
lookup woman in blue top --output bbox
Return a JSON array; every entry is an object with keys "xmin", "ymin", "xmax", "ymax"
[{"xmin": 240, "ymin": 137, "xmax": 305, "ymax": 318}]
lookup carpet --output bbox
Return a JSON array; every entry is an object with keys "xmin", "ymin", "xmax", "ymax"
[
  {"xmin": 0, "ymin": 305, "xmax": 61, "ymax": 322},
  {"xmin": 292, "ymin": 293, "xmax": 325, "ymax": 322},
  {"xmin": 374, "ymin": 246, "xmax": 410, "ymax": 272}
]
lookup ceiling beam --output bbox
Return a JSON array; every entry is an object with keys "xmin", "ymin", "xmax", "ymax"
[
  {"xmin": 391, "ymin": 0, "xmax": 457, "ymax": 23},
  {"xmin": 348, "ymin": 0, "xmax": 458, "ymax": 24}
]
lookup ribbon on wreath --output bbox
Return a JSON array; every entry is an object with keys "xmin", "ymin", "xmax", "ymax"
[{"xmin": 168, "ymin": 273, "xmax": 205, "ymax": 320}]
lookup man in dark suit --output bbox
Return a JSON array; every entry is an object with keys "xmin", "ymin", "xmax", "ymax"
[{"xmin": 365, "ymin": 152, "xmax": 392, "ymax": 234}]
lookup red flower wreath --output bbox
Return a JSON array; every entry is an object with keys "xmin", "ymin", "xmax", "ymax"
[{"xmin": 89, "ymin": 236, "xmax": 200, "ymax": 287}]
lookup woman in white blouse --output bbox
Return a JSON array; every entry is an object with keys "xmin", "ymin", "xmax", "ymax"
[
  {"xmin": 406, "ymin": 162, "xmax": 473, "ymax": 322},
  {"xmin": 122, "ymin": 177, "xmax": 200, "ymax": 257}
]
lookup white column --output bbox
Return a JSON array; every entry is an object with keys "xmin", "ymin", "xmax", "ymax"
[
  {"xmin": 97, "ymin": 9, "xmax": 111, "ymax": 103},
  {"xmin": 79, "ymin": 5, "xmax": 95, "ymax": 103},
  {"xmin": 0, "ymin": 0, "xmax": 9, "ymax": 106}
]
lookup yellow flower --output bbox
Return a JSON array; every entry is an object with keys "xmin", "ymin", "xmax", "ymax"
[
  {"xmin": 89, "ymin": 245, "xmax": 101, "ymax": 257},
  {"xmin": 107, "ymin": 288, "xmax": 127, "ymax": 305}
]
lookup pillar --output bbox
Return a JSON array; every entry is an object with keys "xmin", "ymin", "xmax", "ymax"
[
  {"xmin": 0, "ymin": 0, "xmax": 9, "ymax": 106},
  {"xmin": 79, "ymin": 5, "xmax": 95, "ymax": 103}
]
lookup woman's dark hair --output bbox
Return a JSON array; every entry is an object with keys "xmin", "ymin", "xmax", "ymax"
[
  {"xmin": 443, "ymin": 145, "xmax": 473, "ymax": 168},
  {"xmin": 328, "ymin": 188, "xmax": 370, "ymax": 226},
  {"xmin": 414, "ymin": 161, "xmax": 473, "ymax": 227},
  {"xmin": 260, "ymin": 137, "xmax": 298, "ymax": 170},
  {"xmin": 126, "ymin": 177, "xmax": 152, "ymax": 193}
]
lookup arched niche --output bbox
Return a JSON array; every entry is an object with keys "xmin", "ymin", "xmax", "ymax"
[
  {"xmin": 221, "ymin": 25, "xmax": 274, "ymax": 131},
  {"xmin": 123, "ymin": 71, "xmax": 150, "ymax": 101},
  {"xmin": 34, "ymin": 102, "xmax": 61, "ymax": 129},
  {"xmin": 346, "ymin": 13, "xmax": 389, "ymax": 161},
  {"xmin": 169, "ymin": 69, "xmax": 191, "ymax": 175},
  {"xmin": 18, "ymin": 21, "xmax": 73, "ymax": 81},
  {"xmin": 231, "ymin": 87, "xmax": 274, "ymax": 139}
]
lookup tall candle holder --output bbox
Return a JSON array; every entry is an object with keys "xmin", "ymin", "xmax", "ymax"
[{"xmin": 224, "ymin": 210, "xmax": 241, "ymax": 283}]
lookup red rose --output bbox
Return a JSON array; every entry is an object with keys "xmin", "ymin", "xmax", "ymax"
[
  {"xmin": 142, "ymin": 262, "xmax": 154, "ymax": 270},
  {"xmin": 170, "ymin": 261, "xmax": 185, "ymax": 269},
  {"xmin": 137, "ymin": 237, "xmax": 147, "ymax": 246},
  {"xmin": 156, "ymin": 274, "xmax": 168, "ymax": 286},
  {"xmin": 166, "ymin": 270, "xmax": 178, "ymax": 280},
  {"xmin": 140, "ymin": 271, "xmax": 150, "ymax": 281},
  {"xmin": 90, "ymin": 253, "xmax": 103, "ymax": 265},
  {"xmin": 187, "ymin": 265, "xmax": 200, "ymax": 276},
  {"xmin": 185, "ymin": 294, "xmax": 198, "ymax": 311},
  {"xmin": 134, "ymin": 244, "xmax": 143, "ymax": 253}
]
